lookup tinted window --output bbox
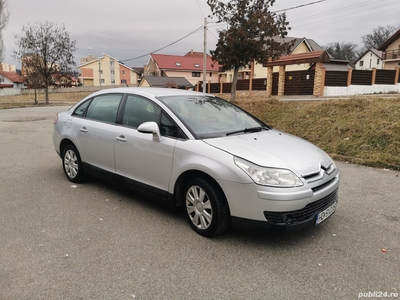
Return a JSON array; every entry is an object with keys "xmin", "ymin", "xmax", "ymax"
[
  {"xmin": 122, "ymin": 95, "xmax": 161, "ymax": 129},
  {"xmin": 86, "ymin": 94, "xmax": 123, "ymax": 123},
  {"xmin": 73, "ymin": 100, "xmax": 91, "ymax": 117},
  {"xmin": 160, "ymin": 112, "xmax": 185, "ymax": 139}
]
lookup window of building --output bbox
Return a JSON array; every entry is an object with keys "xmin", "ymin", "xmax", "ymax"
[
  {"xmin": 359, "ymin": 61, "xmax": 364, "ymax": 67},
  {"xmin": 122, "ymin": 70, "xmax": 125, "ymax": 75},
  {"xmin": 111, "ymin": 70, "xmax": 115, "ymax": 75},
  {"xmin": 192, "ymin": 72, "xmax": 201, "ymax": 77},
  {"xmin": 101, "ymin": 79, "xmax": 105, "ymax": 84},
  {"xmin": 377, "ymin": 59, "xmax": 380, "ymax": 65},
  {"xmin": 110, "ymin": 61, "xmax": 114, "ymax": 67}
]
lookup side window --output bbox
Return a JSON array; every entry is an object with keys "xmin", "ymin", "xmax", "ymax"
[
  {"xmin": 122, "ymin": 95, "xmax": 161, "ymax": 128},
  {"xmin": 160, "ymin": 113, "xmax": 182, "ymax": 138},
  {"xmin": 73, "ymin": 100, "xmax": 91, "ymax": 117},
  {"xmin": 86, "ymin": 94, "xmax": 122, "ymax": 123}
]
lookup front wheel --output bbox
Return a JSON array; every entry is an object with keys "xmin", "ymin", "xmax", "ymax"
[
  {"xmin": 62, "ymin": 145, "xmax": 85, "ymax": 183},
  {"xmin": 184, "ymin": 177, "xmax": 230, "ymax": 237}
]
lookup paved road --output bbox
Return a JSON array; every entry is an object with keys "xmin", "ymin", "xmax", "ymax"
[{"xmin": 0, "ymin": 106, "xmax": 399, "ymax": 300}]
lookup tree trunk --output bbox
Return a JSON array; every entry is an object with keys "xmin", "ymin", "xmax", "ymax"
[
  {"xmin": 230, "ymin": 66, "xmax": 239, "ymax": 101},
  {"xmin": 34, "ymin": 88, "xmax": 38, "ymax": 104},
  {"xmin": 44, "ymin": 82, "xmax": 49, "ymax": 105}
]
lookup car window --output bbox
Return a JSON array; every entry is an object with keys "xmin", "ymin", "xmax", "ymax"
[
  {"xmin": 160, "ymin": 112, "xmax": 186, "ymax": 139},
  {"xmin": 85, "ymin": 94, "xmax": 123, "ymax": 123},
  {"xmin": 122, "ymin": 95, "xmax": 161, "ymax": 128},
  {"xmin": 73, "ymin": 99, "xmax": 91, "ymax": 117},
  {"xmin": 160, "ymin": 95, "xmax": 264, "ymax": 138}
]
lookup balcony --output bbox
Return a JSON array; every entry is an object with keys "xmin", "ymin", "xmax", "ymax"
[{"xmin": 382, "ymin": 49, "xmax": 400, "ymax": 60}]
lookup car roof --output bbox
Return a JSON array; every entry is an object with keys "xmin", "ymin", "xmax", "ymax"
[{"xmin": 87, "ymin": 87, "xmax": 212, "ymax": 99}]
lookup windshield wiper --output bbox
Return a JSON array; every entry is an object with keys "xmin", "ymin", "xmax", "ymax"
[{"xmin": 226, "ymin": 126, "xmax": 268, "ymax": 136}]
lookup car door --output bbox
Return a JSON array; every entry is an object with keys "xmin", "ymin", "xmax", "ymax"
[
  {"xmin": 73, "ymin": 93, "xmax": 123, "ymax": 173},
  {"xmin": 114, "ymin": 94, "xmax": 177, "ymax": 192}
]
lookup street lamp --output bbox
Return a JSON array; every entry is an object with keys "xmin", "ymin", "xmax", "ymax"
[{"xmin": 88, "ymin": 47, "xmax": 102, "ymax": 86}]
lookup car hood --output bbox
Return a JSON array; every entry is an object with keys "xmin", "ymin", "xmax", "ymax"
[{"xmin": 203, "ymin": 129, "xmax": 332, "ymax": 176}]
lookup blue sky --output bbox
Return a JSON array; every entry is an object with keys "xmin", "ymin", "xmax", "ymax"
[{"xmin": 3, "ymin": 0, "xmax": 400, "ymax": 69}]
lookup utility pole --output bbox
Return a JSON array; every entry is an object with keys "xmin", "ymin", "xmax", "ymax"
[
  {"xmin": 98, "ymin": 57, "xmax": 102, "ymax": 86},
  {"xmin": 203, "ymin": 18, "xmax": 207, "ymax": 93}
]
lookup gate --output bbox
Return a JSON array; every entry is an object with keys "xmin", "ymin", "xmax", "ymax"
[{"xmin": 284, "ymin": 70, "xmax": 315, "ymax": 95}]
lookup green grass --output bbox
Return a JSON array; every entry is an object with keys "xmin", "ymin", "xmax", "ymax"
[{"xmin": 231, "ymin": 95, "xmax": 400, "ymax": 171}]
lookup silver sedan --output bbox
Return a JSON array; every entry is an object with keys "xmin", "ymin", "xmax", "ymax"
[{"xmin": 53, "ymin": 87, "xmax": 339, "ymax": 237}]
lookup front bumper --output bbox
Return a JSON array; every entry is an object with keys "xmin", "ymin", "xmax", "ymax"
[
  {"xmin": 232, "ymin": 189, "xmax": 338, "ymax": 231},
  {"xmin": 218, "ymin": 172, "xmax": 339, "ymax": 231}
]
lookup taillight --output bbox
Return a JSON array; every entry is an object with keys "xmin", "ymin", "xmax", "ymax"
[{"xmin": 54, "ymin": 113, "xmax": 58, "ymax": 124}]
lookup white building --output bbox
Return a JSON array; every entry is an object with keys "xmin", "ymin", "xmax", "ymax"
[{"xmin": 354, "ymin": 49, "xmax": 383, "ymax": 70}]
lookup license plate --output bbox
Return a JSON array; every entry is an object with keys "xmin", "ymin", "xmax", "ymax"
[{"xmin": 315, "ymin": 201, "xmax": 337, "ymax": 225}]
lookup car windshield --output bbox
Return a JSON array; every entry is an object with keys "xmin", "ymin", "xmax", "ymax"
[{"xmin": 159, "ymin": 95, "xmax": 268, "ymax": 138}]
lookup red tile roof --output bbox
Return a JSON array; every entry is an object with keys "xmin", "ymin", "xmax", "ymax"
[
  {"xmin": 151, "ymin": 53, "xmax": 220, "ymax": 72},
  {"xmin": 0, "ymin": 71, "xmax": 25, "ymax": 83}
]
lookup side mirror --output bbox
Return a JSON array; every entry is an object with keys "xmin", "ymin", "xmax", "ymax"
[{"xmin": 138, "ymin": 121, "xmax": 161, "ymax": 142}]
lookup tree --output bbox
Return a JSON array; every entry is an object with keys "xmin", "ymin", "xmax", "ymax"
[
  {"xmin": 361, "ymin": 25, "xmax": 400, "ymax": 50},
  {"xmin": 323, "ymin": 42, "xmax": 358, "ymax": 64},
  {"xmin": 207, "ymin": 0, "xmax": 292, "ymax": 101},
  {"xmin": 0, "ymin": 0, "xmax": 9, "ymax": 62},
  {"xmin": 13, "ymin": 22, "xmax": 77, "ymax": 105}
]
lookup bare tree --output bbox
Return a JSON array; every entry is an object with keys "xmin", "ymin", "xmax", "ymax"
[
  {"xmin": 207, "ymin": 0, "xmax": 292, "ymax": 101},
  {"xmin": 361, "ymin": 25, "xmax": 400, "ymax": 50},
  {"xmin": 0, "ymin": 0, "xmax": 9, "ymax": 62},
  {"xmin": 323, "ymin": 42, "xmax": 358, "ymax": 65},
  {"xmin": 13, "ymin": 21, "xmax": 77, "ymax": 105}
]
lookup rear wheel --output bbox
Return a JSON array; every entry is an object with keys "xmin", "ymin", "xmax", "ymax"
[
  {"xmin": 184, "ymin": 177, "xmax": 230, "ymax": 237},
  {"xmin": 62, "ymin": 145, "xmax": 85, "ymax": 183}
]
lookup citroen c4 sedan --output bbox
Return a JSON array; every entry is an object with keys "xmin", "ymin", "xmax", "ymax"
[{"xmin": 53, "ymin": 87, "xmax": 339, "ymax": 237}]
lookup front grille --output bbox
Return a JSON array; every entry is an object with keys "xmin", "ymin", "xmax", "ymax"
[
  {"xmin": 263, "ymin": 189, "xmax": 338, "ymax": 225},
  {"xmin": 312, "ymin": 178, "xmax": 336, "ymax": 193}
]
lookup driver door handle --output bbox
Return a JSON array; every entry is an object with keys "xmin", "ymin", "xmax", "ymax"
[
  {"xmin": 116, "ymin": 135, "xmax": 127, "ymax": 142},
  {"xmin": 79, "ymin": 127, "xmax": 88, "ymax": 133}
]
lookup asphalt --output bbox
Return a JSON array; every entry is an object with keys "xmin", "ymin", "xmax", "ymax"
[{"xmin": 0, "ymin": 106, "xmax": 399, "ymax": 299}]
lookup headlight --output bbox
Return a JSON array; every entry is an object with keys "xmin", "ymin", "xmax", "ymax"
[{"xmin": 234, "ymin": 157, "xmax": 303, "ymax": 187}]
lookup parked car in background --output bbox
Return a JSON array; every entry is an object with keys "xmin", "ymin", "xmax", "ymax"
[{"xmin": 53, "ymin": 88, "xmax": 339, "ymax": 237}]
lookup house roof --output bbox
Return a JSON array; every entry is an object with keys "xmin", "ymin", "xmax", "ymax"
[
  {"xmin": 273, "ymin": 37, "xmax": 324, "ymax": 53},
  {"xmin": 150, "ymin": 53, "xmax": 220, "ymax": 72},
  {"xmin": 142, "ymin": 76, "xmax": 193, "ymax": 87},
  {"xmin": 0, "ymin": 71, "xmax": 25, "ymax": 83},
  {"xmin": 378, "ymin": 29, "xmax": 400, "ymax": 51},
  {"xmin": 264, "ymin": 50, "xmax": 330, "ymax": 67},
  {"xmin": 353, "ymin": 49, "xmax": 383, "ymax": 64}
]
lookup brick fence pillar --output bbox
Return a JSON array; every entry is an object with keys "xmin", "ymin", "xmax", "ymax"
[
  {"xmin": 371, "ymin": 68, "xmax": 377, "ymax": 85},
  {"xmin": 313, "ymin": 62, "xmax": 325, "ymax": 96},
  {"xmin": 394, "ymin": 67, "xmax": 399, "ymax": 84},
  {"xmin": 266, "ymin": 66, "xmax": 273, "ymax": 97},
  {"xmin": 278, "ymin": 65, "xmax": 285, "ymax": 96},
  {"xmin": 347, "ymin": 68, "xmax": 353, "ymax": 86}
]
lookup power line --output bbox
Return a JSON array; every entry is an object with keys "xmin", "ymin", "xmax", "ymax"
[
  {"xmin": 273, "ymin": 0, "xmax": 326, "ymax": 13},
  {"xmin": 120, "ymin": 25, "xmax": 204, "ymax": 62},
  {"xmin": 194, "ymin": 0, "xmax": 205, "ymax": 18},
  {"xmin": 120, "ymin": 0, "xmax": 336, "ymax": 63}
]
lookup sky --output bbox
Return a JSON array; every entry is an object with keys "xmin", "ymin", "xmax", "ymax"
[{"xmin": 3, "ymin": 0, "xmax": 400, "ymax": 69}]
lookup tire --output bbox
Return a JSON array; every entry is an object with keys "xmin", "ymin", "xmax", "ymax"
[
  {"xmin": 184, "ymin": 177, "xmax": 231, "ymax": 237},
  {"xmin": 62, "ymin": 145, "xmax": 85, "ymax": 183}
]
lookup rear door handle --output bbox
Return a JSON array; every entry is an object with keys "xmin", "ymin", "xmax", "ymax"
[
  {"xmin": 116, "ymin": 135, "xmax": 127, "ymax": 142},
  {"xmin": 79, "ymin": 127, "xmax": 88, "ymax": 133}
]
